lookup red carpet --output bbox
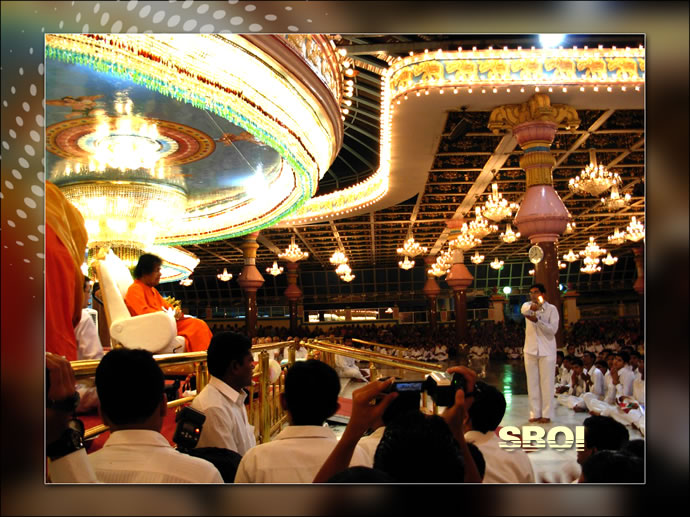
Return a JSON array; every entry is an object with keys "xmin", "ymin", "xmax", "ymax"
[{"xmin": 335, "ymin": 396, "xmax": 352, "ymax": 418}]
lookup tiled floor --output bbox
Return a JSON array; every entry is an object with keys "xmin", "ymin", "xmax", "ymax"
[{"xmin": 330, "ymin": 356, "xmax": 642, "ymax": 483}]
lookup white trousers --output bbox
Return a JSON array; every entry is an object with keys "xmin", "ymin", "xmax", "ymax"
[
  {"xmin": 557, "ymin": 394, "xmax": 586, "ymax": 410},
  {"xmin": 524, "ymin": 353, "xmax": 556, "ymax": 419}
]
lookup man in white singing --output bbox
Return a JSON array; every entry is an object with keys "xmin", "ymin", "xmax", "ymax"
[{"xmin": 521, "ymin": 283, "xmax": 560, "ymax": 424}]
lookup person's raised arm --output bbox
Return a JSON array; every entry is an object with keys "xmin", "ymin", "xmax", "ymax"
[
  {"xmin": 535, "ymin": 304, "xmax": 559, "ymax": 336},
  {"xmin": 313, "ymin": 378, "xmax": 397, "ymax": 483}
]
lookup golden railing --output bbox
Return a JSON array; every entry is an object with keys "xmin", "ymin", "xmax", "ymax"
[{"xmin": 72, "ymin": 337, "xmax": 446, "ymax": 443}]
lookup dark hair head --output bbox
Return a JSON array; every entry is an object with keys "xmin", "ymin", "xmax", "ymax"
[
  {"xmin": 564, "ymin": 355, "xmax": 576, "ymax": 363},
  {"xmin": 581, "ymin": 450, "xmax": 643, "ymax": 483},
  {"xmin": 206, "ymin": 332, "xmax": 252, "ymax": 379},
  {"xmin": 133, "ymin": 253, "xmax": 162, "ymax": 279},
  {"xmin": 381, "ymin": 390, "xmax": 421, "ymax": 427},
  {"xmin": 374, "ymin": 411, "xmax": 464, "ymax": 483},
  {"xmin": 557, "ymin": 351, "xmax": 565, "ymax": 359},
  {"xmin": 570, "ymin": 357, "xmax": 584, "ymax": 368},
  {"xmin": 530, "ymin": 283, "xmax": 546, "ymax": 294},
  {"xmin": 325, "ymin": 466, "xmax": 395, "ymax": 483},
  {"xmin": 83, "ymin": 275, "xmax": 91, "ymax": 289},
  {"xmin": 621, "ymin": 439, "xmax": 645, "ymax": 459},
  {"xmin": 583, "ymin": 351, "xmax": 597, "ymax": 362},
  {"xmin": 96, "ymin": 348, "xmax": 164, "ymax": 425},
  {"xmin": 467, "ymin": 381, "xmax": 506, "ymax": 433},
  {"xmin": 466, "ymin": 442, "xmax": 486, "ymax": 480},
  {"xmin": 284, "ymin": 360, "xmax": 340, "ymax": 425},
  {"xmin": 595, "ymin": 360, "xmax": 609, "ymax": 370},
  {"xmin": 615, "ymin": 351, "xmax": 630, "ymax": 363},
  {"xmin": 583, "ymin": 415, "xmax": 629, "ymax": 451}
]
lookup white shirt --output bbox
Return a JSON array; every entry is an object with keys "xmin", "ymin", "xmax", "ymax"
[
  {"xmin": 521, "ymin": 301, "xmax": 559, "ymax": 357},
  {"xmin": 357, "ymin": 426, "xmax": 386, "ymax": 466},
  {"xmin": 633, "ymin": 377, "xmax": 645, "ymax": 405},
  {"xmin": 87, "ymin": 429, "xmax": 223, "ymax": 483},
  {"xmin": 615, "ymin": 364, "xmax": 635, "ymax": 398},
  {"xmin": 75, "ymin": 309, "xmax": 104, "ymax": 360},
  {"xmin": 191, "ymin": 376, "xmax": 256, "ymax": 455},
  {"xmin": 234, "ymin": 425, "xmax": 369, "ymax": 483},
  {"xmin": 567, "ymin": 374, "xmax": 587, "ymax": 397},
  {"xmin": 49, "ymin": 448, "xmax": 99, "ymax": 483},
  {"xmin": 586, "ymin": 367, "xmax": 606, "ymax": 399},
  {"xmin": 603, "ymin": 370, "xmax": 617, "ymax": 404},
  {"xmin": 465, "ymin": 430, "xmax": 535, "ymax": 483}
]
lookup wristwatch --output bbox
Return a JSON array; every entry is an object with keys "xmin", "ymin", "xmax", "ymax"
[
  {"xmin": 47, "ymin": 391, "xmax": 80, "ymax": 413},
  {"xmin": 47, "ymin": 419, "xmax": 85, "ymax": 460}
]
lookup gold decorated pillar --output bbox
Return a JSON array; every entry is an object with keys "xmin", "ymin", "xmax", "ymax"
[
  {"xmin": 284, "ymin": 261, "xmax": 302, "ymax": 335},
  {"xmin": 237, "ymin": 232, "xmax": 264, "ymax": 338},
  {"xmin": 563, "ymin": 288, "xmax": 581, "ymax": 325},
  {"xmin": 444, "ymin": 249, "xmax": 473, "ymax": 344},
  {"xmin": 490, "ymin": 294, "xmax": 506, "ymax": 323},
  {"xmin": 489, "ymin": 94, "xmax": 580, "ymax": 347},
  {"xmin": 422, "ymin": 256, "xmax": 441, "ymax": 332}
]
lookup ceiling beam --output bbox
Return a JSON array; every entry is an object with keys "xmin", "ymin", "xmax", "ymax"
[
  {"xmin": 370, "ymin": 213, "xmax": 376, "ymax": 263},
  {"xmin": 291, "ymin": 227, "xmax": 328, "ymax": 268}
]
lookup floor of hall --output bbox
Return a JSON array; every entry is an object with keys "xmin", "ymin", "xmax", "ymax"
[{"xmin": 331, "ymin": 357, "xmax": 643, "ymax": 483}]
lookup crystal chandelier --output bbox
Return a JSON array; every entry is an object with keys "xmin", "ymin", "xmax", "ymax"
[
  {"xmin": 608, "ymin": 228, "xmax": 626, "ymax": 246},
  {"xmin": 266, "ymin": 261, "xmax": 284, "ymax": 276},
  {"xmin": 558, "ymin": 261, "xmax": 567, "ymax": 269},
  {"xmin": 396, "ymin": 235, "xmax": 427, "ymax": 257},
  {"xmin": 481, "ymin": 183, "xmax": 519, "ymax": 222},
  {"xmin": 625, "ymin": 216, "xmax": 645, "ymax": 242},
  {"xmin": 579, "ymin": 237, "xmax": 607, "ymax": 259},
  {"xmin": 563, "ymin": 249, "xmax": 579, "ymax": 262},
  {"xmin": 428, "ymin": 263, "xmax": 448, "ymax": 277},
  {"xmin": 500, "ymin": 223, "xmax": 520, "ymax": 243},
  {"xmin": 602, "ymin": 253, "xmax": 618, "ymax": 266},
  {"xmin": 450, "ymin": 224, "xmax": 481, "ymax": 251},
  {"xmin": 335, "ymin": 263, "xmax": 352, "ymax": 276},
  {"xmin": 217, "ymin": 267, "xmax": 232, "ymax": 281},
  {"xmin": 329, "ymin": 250, "xmax": 349, "ymax": 266},
  {"xmin": 490, "ymin": 258, "xmax": 504, "ymax": 270},
  {"xmin": 179, "ymin": 277, "xmax": 193, "ymax": 286},
  {"xmin": 468, "ymin": 207, "xmax": 498, "ymax": 239},
  {"xmin": 340, "ymin": 272, "xmax": 355, "ymax": 282},
  {"xmin": 565, "ymin": 221, "xmax": 576, "ymax": 234},
  {"xmin": 568, "ymin": 163, "xmax": 621, "ymax": 197},
  {"xmin": 600, "ymin": 184, "xmax": 631, "ymax": 210},
  {"xmin": 581, "ymin": 256, "xmax": 602, "ymax": 274},
  {"xmin": 279, "ymin": 235, "xmax": 309, "ymax": 262},
  {"xmin": 470, "ymin": 251, "xmax": 485, "ymax": 264},
  {"xmin": 398, "ymin": 256, "xmax": 415, "ymax": 270},
  {"xmin": 528, "ymin": 268, "xmax": 535, "ymax": 276}
]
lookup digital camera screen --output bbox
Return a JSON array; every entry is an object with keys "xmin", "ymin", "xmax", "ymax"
[{"xmin": 395, "ymin": 382, "xmax": 424, "ymax": 392}]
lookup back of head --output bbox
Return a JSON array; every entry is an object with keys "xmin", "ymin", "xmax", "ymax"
[
  {"xmin": 96, "ymin": 348, "xmax": 164, "ymax": 425},
  {"xmin": 584, "ymin": 415, "xmax": 629, "ymax": 451},
  {"xmin": 466, "ymin": 442, "xmax": 486, "ymax": 481},
  {"xmin": 374, "ymin": 411, "xmax": 464, "ymax": 483},
  {"xmin": 467, "ymin": 381, "xmax": 506, "ymax": 433},
  {"xmin": 621, "ymin": 439, "xmax": 645, "ymax": 459},
  {"xmin": 206, "ymin": 331, "xmax": 252, "ymax": 379},
  {"xmin": 133, "ymin": 253, "xmax": 162, "ymax": 279},
  {"xmin": 570, "ymin": 357, "xmax": 584, "ymax": 368},
  {"xmin": 284, "ymin": 360, "xmax": 340, "ymax": 425},
  {"xmin": 326, "ymin": 466, "xmax": 395, "ymax": 483},
  {"xmin": 581, "ymin": 450, "xmax": 643, "ymax": 483},
  {"xmin": 381, "ymin": 390, "xmax": 421, "ymax": 427}
]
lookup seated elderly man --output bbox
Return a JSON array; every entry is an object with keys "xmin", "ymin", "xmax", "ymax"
[
  {"xmin": 125, "ymin": 254, "xmax": 212, "ymax": 352},
  {"xmin": 88, "ymin": 348, "xmax": 223, "ymax": 483},
  {"xmin": 235, "ymin": 360, "xmax": 369, "ymax": 483},
  {"xmin": 191, "ymin": 332, "xmax": 256, "ymax": 455}
]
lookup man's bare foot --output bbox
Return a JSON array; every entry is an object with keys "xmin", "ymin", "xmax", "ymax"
[
  {"xmin": 528, "ymin": 417, "xmax": 541, "ymax": 423},
  {"xmin": 538, "ymin": 418, "xmax": 551, "ymax": 424},
  {"xmin": 573, "ymin": 407, "xmax": 588, "ymax": 413}
]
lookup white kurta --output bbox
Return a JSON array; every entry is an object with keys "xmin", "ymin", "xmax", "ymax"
[{"xmin": 465, "ymin": 430, "xmax": 535, "ymax": 483}]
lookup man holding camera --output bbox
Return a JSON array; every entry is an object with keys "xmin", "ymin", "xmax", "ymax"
[{"xmin": 521, "ymin": 283, "xmax": 560, "ymax": 424}]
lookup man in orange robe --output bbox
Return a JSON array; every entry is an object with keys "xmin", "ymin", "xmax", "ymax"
[
  {"xmin": 125, "ymin": 254, "xmax": 212, "ymax": 352},
  {"xmin": 46, "ymin": 181, "xmax": 89, "ymax": 361}
]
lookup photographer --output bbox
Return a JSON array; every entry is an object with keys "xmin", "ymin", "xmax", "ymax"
[{"xmin": 313, "ymin": 366, "xmax": 481, "ymax": 483}]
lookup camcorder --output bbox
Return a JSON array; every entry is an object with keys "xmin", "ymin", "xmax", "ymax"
[
  {"xmin": 380, "ymin": 371, "xmax": 467, "ymax": 407},
  {"xmin": 172, "ymin": 406, "xmax": 206, "ymax": 451}
]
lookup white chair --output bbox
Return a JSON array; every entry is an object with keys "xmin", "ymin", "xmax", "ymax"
[{"xmin": 94, "ymin": 250, "xmax": 186, "ymax": 354}]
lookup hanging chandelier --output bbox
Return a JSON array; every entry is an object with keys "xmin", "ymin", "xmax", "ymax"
[
  {"xmin": 217, "ymin": 267, "xmax": 232, "ymax": 281},
  {"xmin": 266, "ymin": 261, "xmax": 284, "ymax": 276},
  {"xmin": 500, "ymin": 223, "xmax": 520, "ymax": 243},
  {"xmin": 335, "ymin": 263, "xmax": 352, "ymax": 276},
  {"xmin": 558, "ymin": 261, "xmax": 567, "ymax": 269},
  {"xmin": 579, "ymin": 237, "xmax": 607, "ymax": 259},
  {"xmin": 565, "ymin": 221, "xmax": 576, "ymax": 234},
  {"xmin": 428, "ymin": 262, "xmax": 448, "ymax": 277},
  {"xmin": 340, "ymin": 272, "xmax": 355, "ymax": 282},
  {"xmin": 329, "ymin": 250, "xmax": 349, "ymax": 266},
  {"xmin": 563, "ymin": 249, "xmax": 579, "ymax": 262},
  {"xmin": 490, "ymin": 258, "xmax": 504, "ymax": 270},
  {"xmin": 581, "ymin": 256, "xmax": 602, "ymax": 274},
  {"xmin": 468, "ymin": 207, "xmax": 498, "ymax": 239},
  {"xmin": 481, "ymin": 183, "xmax": 519, "ymax": 222},
  {"xmin": 278, "ymin": 235, "xmax": 309, "ymax": 262},
  {"xmin": 608, "ymin": 228, "xmax": 627, "ymax": 246},
  {"xmin": 568, "ymin": 163, "xmax": 621, "ymax": 197},
  {"xmin": 528, "ymin": 269, "xmax": 535, "ymax": 276},
  {"xmin": 450, "ymin": 224, "xmax": 482, "ymax": 251},
  {"xmin": 625, "ymin": 216, "xmax": 645, "ymax": 242},
  {"xmin": 470, "ymin": 251, "xmax": 485, "ymax": 264},
  {"xmin": 396, "ymin": 235, "xmax": 427, "ymax": 257},
  {"xmin": 398, "ymin": 256, "xmax": 415, "ymax": 270},
  {"xmin": 179, "ymin": 277, "xmax": 193, "ymax": 286},
  {"xmin": 600, "ymin": 184, "xmax": 631, "ymax": 210},
  {"xmin": 602, "ymin": 253, "xmax": 618, "ymax": 266}
]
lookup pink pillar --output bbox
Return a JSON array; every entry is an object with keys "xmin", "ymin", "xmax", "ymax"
[
  {"xmin": 284, "ymin": 261, "xmax": 302, "ymax": 335},
  {"xmin": 445, "ymin": 250, "xmax": 474, "ymax": 344},
  {"xmin": 237, "ymin": 232, "xmax": 264, "ymax": 338},
  {"xmin": 422, "ymin": 256, "xmax": 441, "ymax": 332}
]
